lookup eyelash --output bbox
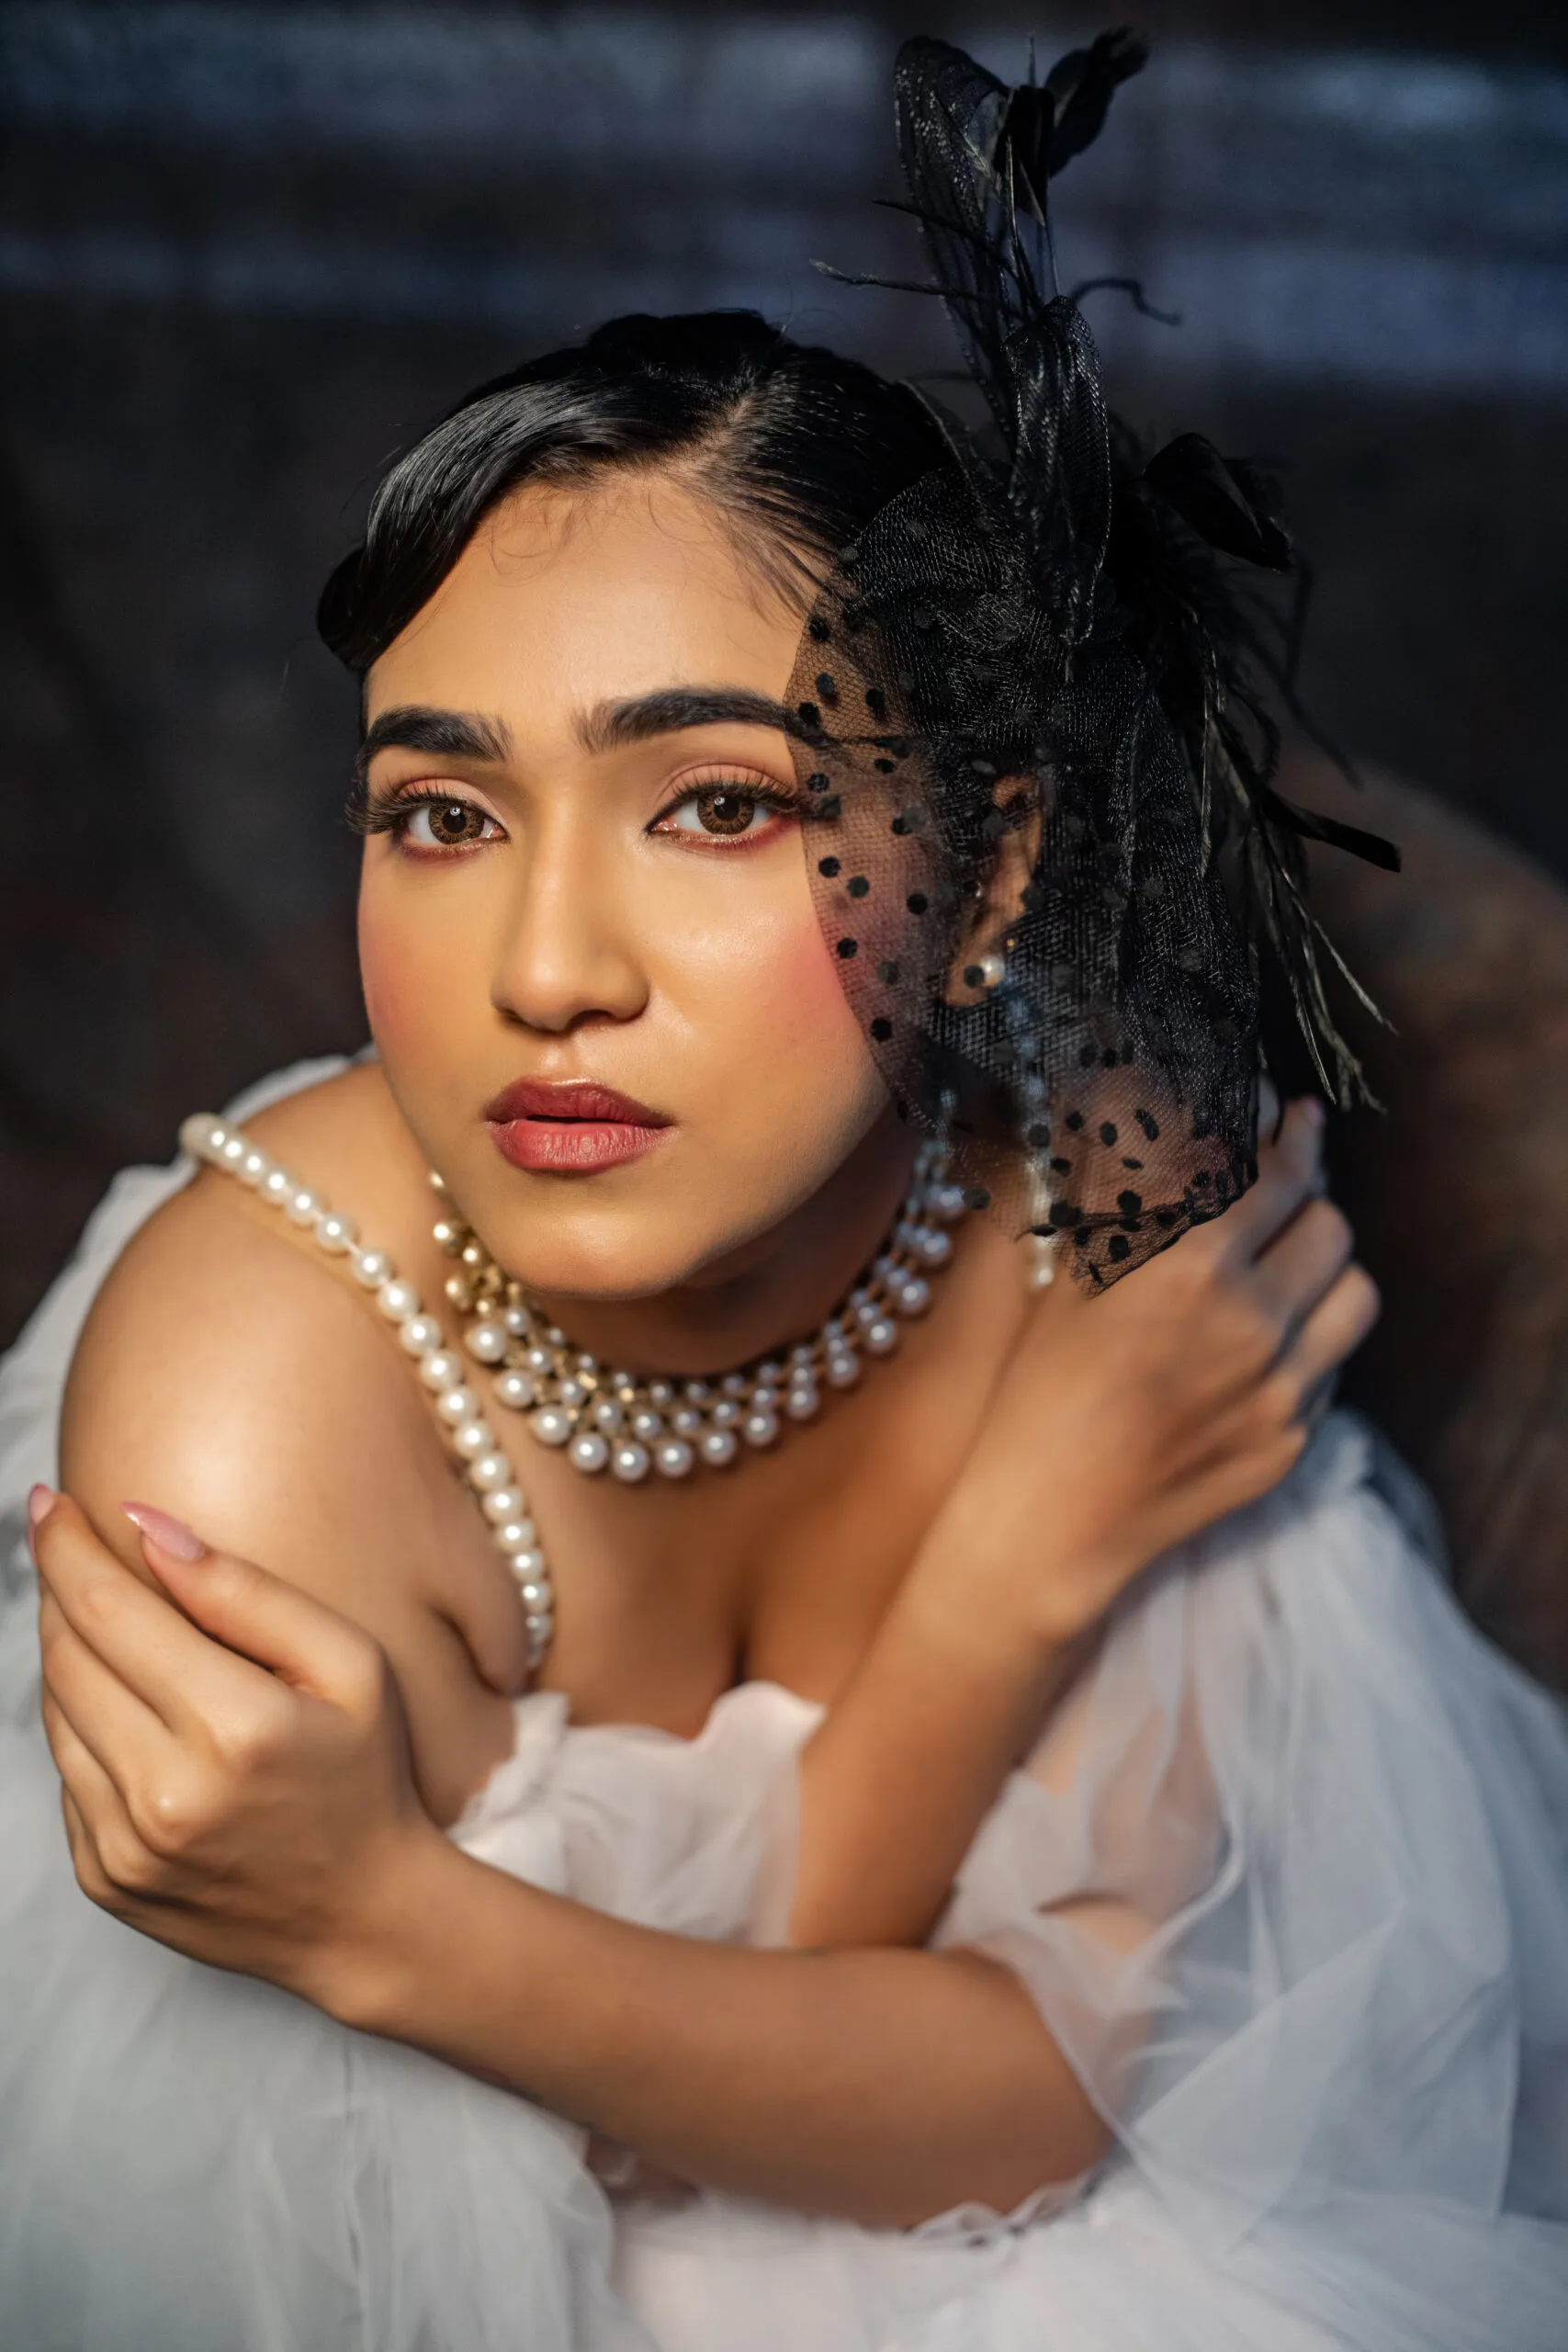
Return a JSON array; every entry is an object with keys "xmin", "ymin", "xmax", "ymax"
[{"xmin": 350, "ymin": 775, "xmax": 807, "ymax": 856}]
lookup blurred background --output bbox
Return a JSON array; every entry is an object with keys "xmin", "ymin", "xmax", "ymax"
[{"xmin": 3, "ymin": 0, "xmax": 1567, "ymax": 1351}]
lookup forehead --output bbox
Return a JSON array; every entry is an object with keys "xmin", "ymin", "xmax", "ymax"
[{"xmin": 367, "ymin": 473, "xmax": 806, "ymax": 726}]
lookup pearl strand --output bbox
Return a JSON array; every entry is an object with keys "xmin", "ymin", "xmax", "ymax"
[
  {"xmin": 434, "ymin": 1138, "xmax": 969, "ymax": 1483},
  {"xmin": 177, "ymin": 1114, "xmax": 556, "ymax": 1670}
]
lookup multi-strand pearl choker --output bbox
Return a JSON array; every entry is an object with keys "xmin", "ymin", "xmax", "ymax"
[
  {"xmin": 432, "ymin": 1137, "xmax": 967, "ymax": 1482},
  {"xmin": 179, "ymin": 1113, "xmax": 967, "ymax": 1671}
]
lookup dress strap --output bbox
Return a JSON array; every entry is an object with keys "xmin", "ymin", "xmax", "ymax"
[{"xmin": 178, "ymin": 1113, "xmax": 554, "ymax": 1670}]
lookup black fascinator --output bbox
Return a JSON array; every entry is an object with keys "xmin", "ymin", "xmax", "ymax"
[{"xmin": 790, "ymin": 33, "xmax": 1395, "ymax": 1283}]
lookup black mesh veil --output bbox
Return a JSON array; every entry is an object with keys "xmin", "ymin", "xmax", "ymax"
[{"xmin": 788, "ymin": 33, "xmax": 1396, "ymax": 1285}]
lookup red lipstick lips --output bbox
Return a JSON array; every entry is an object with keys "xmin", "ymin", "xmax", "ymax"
[{"xmin": 483, "ymin": 1078, "xmax": 671, "ymax": 1176}]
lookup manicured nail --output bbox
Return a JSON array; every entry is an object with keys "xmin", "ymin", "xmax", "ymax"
[
  {"xmin": 28, "ymin": 1484, "xmax": 55, "ymax": 1529},
  {"xmin": 121, "ymin": 1501, "xmax": 209, "ymax": 1563}
]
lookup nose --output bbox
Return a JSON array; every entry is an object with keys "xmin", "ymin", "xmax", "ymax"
[{"xmin": 491, "ymin": 809, "xmax": 649, "ymax": 1035}]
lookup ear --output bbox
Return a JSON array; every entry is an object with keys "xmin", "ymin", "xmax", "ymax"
[{"xmin": 943, "ymin": 781, "xmax": 1043, "ymax": 1006}]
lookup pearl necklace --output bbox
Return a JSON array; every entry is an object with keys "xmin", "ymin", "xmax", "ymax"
[
  {"xmin": 179, "ymin": 1113, "xmax": 558, "ymax": 1671},
  {"xmin": 432, "ymin": 1138, "xmax": 968, "ymax": 1482}
]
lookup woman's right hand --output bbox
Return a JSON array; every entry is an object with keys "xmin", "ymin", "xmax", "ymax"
[{"xmin": 920, "ymin": 1099, "xmax": 1381, "ymax": 1657}]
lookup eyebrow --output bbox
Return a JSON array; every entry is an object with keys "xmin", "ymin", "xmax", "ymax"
[
  {"xmin": 576, "ymin": 686, "xmax": 806, "ymax": 754},
  {"xmin": 355, "ymin": 705, "xmax": 513, "ymax": 786},
  {"xmin": 355, "ymin": 686, "xmax": 806, "ymax": 793}
]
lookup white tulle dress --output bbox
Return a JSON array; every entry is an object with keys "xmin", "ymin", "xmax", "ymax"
[{"xmin": 2, "ymin": 1061, "xmax": 1566, "ymax": 2352}]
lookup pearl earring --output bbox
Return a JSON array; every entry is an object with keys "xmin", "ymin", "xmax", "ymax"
[{"xmin": 973, "ymin": 950, "xmax": 1007, "ymax": 989}]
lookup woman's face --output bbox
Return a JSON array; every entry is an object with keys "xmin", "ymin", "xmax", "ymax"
[{"xmin": 358, "ymin": 470, "xmax": 896, "ymax": 1305}]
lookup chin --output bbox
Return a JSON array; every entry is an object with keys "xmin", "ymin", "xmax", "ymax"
[{"xmin": 467, "ymin": 1182, "xmax": 761, "ymax": 1305}]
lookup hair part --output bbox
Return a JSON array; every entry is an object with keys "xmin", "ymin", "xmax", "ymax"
[{"xmin": 318, "ymin": 311, "xmax": 949, "ymax": 677}]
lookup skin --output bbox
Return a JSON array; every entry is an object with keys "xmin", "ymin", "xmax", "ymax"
[{"xmin": 35, "ymin": 467, "xmax": 1379, "ymax": 2226}]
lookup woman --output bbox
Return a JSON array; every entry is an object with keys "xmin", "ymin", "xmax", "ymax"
[{"xmin": 5, "ymin": 36, "xmax": 1567, "ymax": 2352}]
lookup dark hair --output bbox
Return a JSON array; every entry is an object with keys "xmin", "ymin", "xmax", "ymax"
[{"xmin": 317, "ymin": 311, "xmax": 949, "ymax": 675}]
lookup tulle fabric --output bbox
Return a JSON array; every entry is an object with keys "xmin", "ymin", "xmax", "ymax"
[{"xmin": 2, "ymin": 1060, "xmax": 1566, "ymax": 2351}]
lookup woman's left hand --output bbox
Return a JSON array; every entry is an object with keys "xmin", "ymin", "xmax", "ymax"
[{"xmin": 31, "ymin": 1488, "xmax": 437, "ymax": 2007}]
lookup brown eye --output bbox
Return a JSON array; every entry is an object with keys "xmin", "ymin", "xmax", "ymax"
[
  {"xmin": 694, "ymin": 788, "xmax": 759, "ymax": 836},
  {"xmin": 405, "ymin": 797, "xmax": 492, "ymax": 849}
]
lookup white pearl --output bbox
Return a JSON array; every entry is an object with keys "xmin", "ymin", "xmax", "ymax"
[
  {"xmin": 570, "ymin": 1431, "xmax": 610, "ymax": 1475},
  {"xmin": 785, "ymin": 1384, "xmax": 819, "ymax": 1421},
  {"xmin": 420, "ymin": 1350, "xmax": 463, "ymax": 1391},
  {"xmin": 524, "ymin": 1611, "xmax": 554, "ymax": 1649},
  {"xmin": 742, "ymin": 1410, "xmax": 779, "ymax": 1448},
  {"xmin": 400, "ymin": 1314, "xmax": 444, "ymax": 1355},
  {"xmin": 649, "ymin": 1379, "xmax": 675, "ymax": 1409},
  {"xmin": 592, "ymin": 1398, "xmax": 624, "ymax": 1432},
  {"xmin": 495, "ymin": 1524, "xmax": 538, "ymax": 1557},
  {"xmin": 611, "ymin": 1441, "xmax": 651, "ymax": 1483},
  {"xmin": 558, "ymin": 1377, "xmax": 588, "ymax": 1409},
  {"xmin": 531, "ymin": 1407, "xmax": 573, "ymax": 1448},
  {"xmin": 849, "ymin": 1286, "xmax": 871, "ymax": 1310},
  {"xmin": 465, "ymin": 1319, "xmax": 508, "ymax": 1363},
  {"xmin": 655, "ymin": 1438, "xmax": 694, "ymax": 1479},
  {"xmin": 220, "ymin": 1135, "xmax": 247, "ymax": 1170},
  {"xmin": 709, "ymin": 1398, "xmax": 742, "ymax": 1430},
  {"xmin": 468, "ymin": 1453, "xmax": 512, "ymax": 1491},
  {"xmin": 481, "ymin": 1487, "xmax": 525, "ymax": 1524},
  {"xmin": 975, "ymin": 951, "xmax": 1006, "ymax": 989},
  {"xmin": 287, "ymin": 1187, "xmax": 320, "ymax": 1226},
  {"xmin": 721, "ymin": 1373, "xmax": 749, "ymax": 1399},
  {"xmin": 453, "ymin": 1419, "xmax": 497, "ymax": 1460},
  {"xmin": 525, "ymin": 1345, "xmax": 553, "ymax": 1374},
  {"xmin": 750, "ymin": 1386, "xmax": 777, "ymax": 1414},
  {"xmin": 377, "ymin": 1277, "xmax": 421, "ymax": 1321},
  {"xmin": 854, "ymin": 1299, "xmax": 881, "ymax": 1329},
  {"xmin": 671, "ymin": 1407, "xmax": 703, "ymax": 1438},
  {"xmin": 436, "ymin": 1385, "xmax": 478, "ymax": 1424},
  {"xmin": 353, "ymin": 1248, "xmax": 392, "ymax": 1288},
  {"xmin": 931, "ymin": 1184, "xmax": 967, "ymax": 1224},
  {"xmin": 315, "ymin": 1212, "xmax": 356, "ymax": 1254},
  {"xmin": 431, "ymin": 1217, "xmax": 460, "ymax": 1251},
  {"xmin": 260, "ymin": 1167, "xmax": 293, "ymax": 1206},
  {"xmin": 684, "ymin": 1380, "xmax": 712, "ymax": 1405},
  {"xmin": 546, "ymin": 1326, "xmax": 568, "ymax": 1346},
  {"xmin": 493, "ymin": 1370, "xmax": 536, "ymax": 1411},
  {"xmin": 822, "ymin": 1317, "xmax": 844, "ymax": 1343},
  {"xmin": 630, "ymin": 1408, "xmax": 662, "ymax": 1442},
  {"xmin": 503, "ymin": 1305, "xmax": 530, "ymax": 1336},
  {"xmin": 789, "ymin": 1342, "xmax": 815, "ymax": 1368},
  {"xmin": 239, "ymin": 1147, "xmax": 269, "ymax": 1186},
  {"xmin": 826, "ymin": 1351, "xmax": 861, "ymax": 1389},
  {"xmin": 514, "ymin": 1578, "xmax": 551, "ymax": 1611},
  {"xmin": 918, "ymin": 1227, "xmax": 953, "ymax": 1267},
  {"xmin": 863, "ymin": 1317, "xmax": 899, "ymax": 1356},
  {"xmin": 895, "ymin": 1275, "xmax": 931, "ymax": 1316},
  {"xmin": 179, "ymin": 1113, "xmax": 223, "ymax": 1159},
  {"xmin": 699, "ymin": 1427, "xmax": 739, "ymax": 1467}
]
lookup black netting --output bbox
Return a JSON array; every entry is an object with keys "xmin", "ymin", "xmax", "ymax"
[{"xmin": 786, "ymin": 34, "xmax": 1393, "ymax": 1286}]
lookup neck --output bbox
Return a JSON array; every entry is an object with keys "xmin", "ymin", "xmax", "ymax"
[{"xmin": 524, "ymin": 1109, "xmax": 920, "ymax": 1379}]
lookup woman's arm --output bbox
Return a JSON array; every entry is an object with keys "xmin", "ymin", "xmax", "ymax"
[
  {"xmin": 33, "ymin": 1496, "xmax": 1103, "ymax": 2227},
  {"xmin": 786, "ymin": 1101, "xmax": 1378, "ymax": 1951}
]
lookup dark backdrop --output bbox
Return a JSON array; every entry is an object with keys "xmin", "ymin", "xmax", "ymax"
[{"xmin": 4, "ymin": 0, "xmax": 1566, "ymax": 1344}]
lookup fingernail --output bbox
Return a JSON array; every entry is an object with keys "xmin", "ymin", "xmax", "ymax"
[
  {"xmin": 27, "ymin": 1485, "xmax": 55, "ymax": 1529},
  {"xmin": 121, "ymin": 1501, "xmax": 209, "ymax": 1563}
]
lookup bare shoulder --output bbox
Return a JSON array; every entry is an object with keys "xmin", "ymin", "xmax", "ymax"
[{"xmin": 60, "ymin": 1060, "xmax": 523, "ymax": 1818}]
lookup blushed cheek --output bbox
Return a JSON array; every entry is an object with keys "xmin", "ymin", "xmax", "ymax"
[
  {"xmin": 356, "ymin": 879, "xmax": 454, "ymax": 1072},
  {"xmin": 712, "ymin": 899, "xmax": 881, "ymax": 1128}
]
